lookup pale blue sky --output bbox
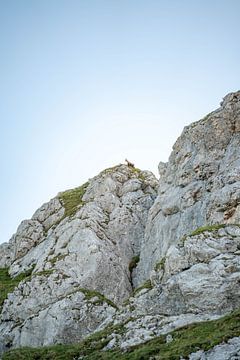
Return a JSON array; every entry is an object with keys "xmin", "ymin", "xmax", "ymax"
[{"xmin": 0, "ymin": 0, "xmax": 239, "ymax": 243}]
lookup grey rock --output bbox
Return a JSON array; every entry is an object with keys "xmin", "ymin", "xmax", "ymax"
[
  {"xmin": 187, "ymin": 337, "xmax": 240, "ymax": 360},
  {"xmin": 0, "ymin": 242, "xmax": 13, "ymax": 268},
  {"xmin": 32, "ymin": 198, "xmax": 64, "ymax": 231},
  {"xmin": 166, "ymin": 334, "xmax": 173, "ymax": 343},
  {"xmin": 104, "ymin": 312, "xmax": 221, "ymax": 351},
  {"xmin": 0, "ymin": 91, "xmax": 240, "ymax": 359},
  {"xmin": 137, "ymin": 90, "xmax": 240, "ymax": 284},
  {"xmin": 129, "ymin": 226, "xmax": 240, "ymax": 318},
  {"xmin": 0, "ymin": 164, "xmax": 157, "ymax": 352}
]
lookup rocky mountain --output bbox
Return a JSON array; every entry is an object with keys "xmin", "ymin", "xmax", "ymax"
[{"xmin": 0, "ymin": 91, "xmax": 240, "ymax": 360}]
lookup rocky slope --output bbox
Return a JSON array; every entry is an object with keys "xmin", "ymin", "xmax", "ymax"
[
  {"xmin": 0, "ymin": 91, "xmax": 240, "ymax": 359},
  {"xmin": 0, "ymin": 166, "xmax": 157, "ymax": 352},
  {"xmin": 137, "ymin": 91, "xmax": 240, "ymax": 284}
]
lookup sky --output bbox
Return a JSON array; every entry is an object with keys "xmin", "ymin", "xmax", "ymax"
[{"xmin": 0, "ymin": 0, "xmax": 239, "ymax": 244}]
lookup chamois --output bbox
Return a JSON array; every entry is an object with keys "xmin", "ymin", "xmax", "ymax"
[{"xmin": 125, "ymin": 159, "xmax": 135, "ymax": 168}]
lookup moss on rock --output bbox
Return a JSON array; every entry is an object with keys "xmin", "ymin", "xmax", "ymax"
[
  {"xmin": 3, "ymin": 308, "xmax": 240, "ymax": 359},
  {"xmin": 79, "ymin": 288, "xmax": 118, "ymax": 310},
  {"xmin": 58, "ymin": 182, "xmax": 89, "ymax": 218},
  {"xmin": 133, "ymin": 279, "xmax": 152, "ymax": 295},
  {"xmin": 0, "ymin": 267, "xmax": 34, "ymax": 310},
  {"xmin": 154, "ymin": 257, "xmax": 166, "ymax": 272},
  {"xmin": 190, "ymin": 224, "xmax": 226, "ymax": 236}
]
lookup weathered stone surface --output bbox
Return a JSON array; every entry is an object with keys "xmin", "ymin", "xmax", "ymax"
[
  {"xmin": 0, "ymin": 91, "xmax": 240, "ymax": 359},
  {"xmin": 106, "ymin": 313, "xmax": 221, "ymax": 350},
  {"xmin": 0, "ymin": 165, "xmax": 157, "ymax": 353},
  {"xmin": 100, "ymin": 225, "xmax": 240, "ymax": 350},
  {"xmin": 0, "ymin": 288, "xmax": 116, "ymax": 350},
  {"xmin": 0, "ymin": 242, "xmax": 12, "ymax": 268},
  {"xmin": 187, "ymin": 337, "xmax": 240, "ymax": 360},
  {"xmin": 137, "ymin": 90, "xmax": 240, "ymax": 284},
  {"xmin": 0, "ymin": 198, "xmax": 65, "ymax": 270},
  {"xmin": 150, "ymin": 225, "xmax": 240, "ymax": 317}
]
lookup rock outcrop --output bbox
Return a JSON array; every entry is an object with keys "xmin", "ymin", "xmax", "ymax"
[
  {"xmin": 137, "ymin": 91, "xmax": 240, "ymax": 284},
  {"xmin": 0, "ymin": 91, "xmax": 240, "ymax": 359},
  {"xmin": 187, "ymin": 337, "xmax": 240, "ymax": 360},
  {"xmin": 104, "ymin": 224, "xmax": 240, "ymax": 350},
  {"xmin": 0, "ymin": 166, "xmax": 157, "ymax": 353}
]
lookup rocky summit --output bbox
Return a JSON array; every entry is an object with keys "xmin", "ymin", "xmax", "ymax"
[{"xmin": 0, "ymin": 91, "xmax": 240, "ymax": 360}]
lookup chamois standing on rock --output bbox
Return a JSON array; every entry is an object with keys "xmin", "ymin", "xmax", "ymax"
[{"xmin": 125, "ymin": 159, "xmax": 135, "ymax": 168}]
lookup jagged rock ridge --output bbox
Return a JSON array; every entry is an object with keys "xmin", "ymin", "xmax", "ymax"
[
  {"xmin": 0, "ymin": 165, "xmax": 158, "ymax": 352},
  {"xmin": 137, "ymin": 91, "xmax": 240, "ymax": 284},
  {"xmin": 0, "ymin": 91, "xmax": 240, "ymax": 359}
]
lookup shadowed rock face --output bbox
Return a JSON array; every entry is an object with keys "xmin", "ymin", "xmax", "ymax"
[
  {"xmin": 0, "ymin": 91, "xmax": 240, "ymax": 357},
  {"xmin": 136, "ymin": 91, "xmax": 240, "ymax": 284}
]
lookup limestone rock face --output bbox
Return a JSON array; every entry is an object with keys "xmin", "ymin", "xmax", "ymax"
[
  {"xmin": 0, "ymin": 165, "xmax": 157, "ymax": 353},
  {"xmin": 137, "ymin": 90, "xmax": 240, "ymax": 284},
  {"xmin": 187, "ymin": 337, "xmax": 240, "ymax": 360},
  {"xmin": 0, "ymin": 91, "xmax": 240, "ymax": 359},
  {"xmin": 151, "ymin": 225, "xmax": 239, "ymax": 313},
  {"xmin": 101, "ymin": 225, "xmax": 240, "ymax": 350}
]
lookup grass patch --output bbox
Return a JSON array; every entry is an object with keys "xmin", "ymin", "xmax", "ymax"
[
  {"xmin": 180, "ymin": 223, "xmax": 240, "ymax": 245},
  {"xmin": 0, "ymin": 267, "xmax": 34, "ymax": 310},
  {"xmin": 128, "ymin": 255, "xmax": 140, "ymax": 273},
  {"xmin": 33, "ymin": 269, "xmax": 55, "ymax": 277},
  {"xmin": 58, "ymin": 182, "xmax": 89, "ymax": 218},
  {"xmin": 48, "ymin": 254, "xmax": 68, "ymax": 266},
  {"xmin": 79, "ymin": 288, "xmax": 118, "ymax": 310},
  {"xmin": 100, "ymin": 164, "xmax": 147, "ymax": 182},
  {"xmin": 100, "ymin": 165, "xmax": 122, "ymax": 175},
  {"xmin": 133, "ymin": 279, "xmax": 152, "ymax": 296},
  {"xmin": 190, "ymin": 224, "xmax": 226, "ymax": 237},
  {"xmin": 120, "ymin": 307, "xmax": 240, "ymax": 360},
  {"xmin": 154, "ymin": 257, "xmax": 166, "ymax": 272},
  {"xmin": 3, "ymin": 308, "xmax": 240, "ymax": 359},
  {"xmin": 179, "ymin": 224, "xmax": 225, "ymax": 246},
  {"xmin": 131, "ymin": 167, "xmax": 147, "ymax": 181},
  {"xmin": 3, "ymin": 322, "xmax": 127, "ymax": 360}
]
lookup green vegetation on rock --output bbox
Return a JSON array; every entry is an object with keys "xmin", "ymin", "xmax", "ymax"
[
  {"xmin": 79, "ymin": 288, "xmax": 118, "ymax": 310},
  {"xmin": 154, "ymin": 257, "xmax": 166, "ymax": 272},
  {"xmin": 0, "ymin": 267, "xmax": 33, "ymax": 310},
  {"xmin": 180, "ymin": 224, "xmax": 240, "ymax": 246},
  {"xmin": 100, "ymin": 164, "xmax": 147, "ymax": 182},
  {"xmin": 33, "ymin": 269, "xmax": 55, "ymax": 277},
  {"xmin": 66, "ymin": 287, "xmax": 118, "ymax": 309},
  {"xmin": 2, "ymin": 321, "xmax": 127, "ymax": 360},
  {"xmin": 58, "ymin": 182, "xmax": 89, "ymax": 218},
  {"xmin": 100, "ymin": 165, "xmax": 122, "ymax": 175},
  {"xmin": 131, "ymin": 167, "xmax": 148, "ymax": 181},
  {"xmin": 49, "ymin": 254, "xmax": 68, "ymax": 266},
  {"xmin": 190, "ymin": 224, "xmax": 226, "ymax": 237},
  {"xmin": 133, "ymin": 279, "xmax": 152, "ymax": 295},
  {"xmin": 3, "ymin": 308, "xmax": 240, "ymax": 360},
  {"xmin": 128, "ymin": 255, "xmax": 140, "ymax": 273}
]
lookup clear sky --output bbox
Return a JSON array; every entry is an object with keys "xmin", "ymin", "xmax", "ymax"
[{"xmin": 0, "ymin": 0, "xmax": 239, "ymax": 244}]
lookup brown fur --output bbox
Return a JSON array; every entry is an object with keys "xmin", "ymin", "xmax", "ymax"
[{"xmin": 125, "ymin": 159, "xmax": 135, "ymax": 168}]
